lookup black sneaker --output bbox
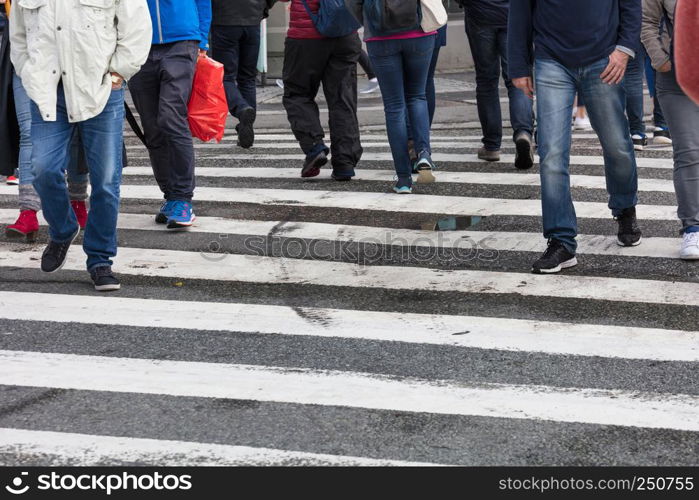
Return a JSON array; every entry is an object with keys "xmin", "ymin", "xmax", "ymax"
[
  {"xmin": 331, "ymin": 171, "xmax": 354, "ymax": 181},
  {"xmin": 236, "ymin": 107, "xmax": 256, "ymax": 149},
  {"xmin": 90, "ymin": 265, "xmax": 121, "ymax": 291},
  {"xmin": 41, "ymin": 227, "xmax": 80, "ymax": 273},
  {"xmin": 514, "ymin": 131, "xmax": 534, "ymax": 170},
  {"xmin": 532, "ymin": 239, "xmax": 578, "ymax": 274},
  {"xmin": 632, "ymin": 134, "xmax": 647, "ymax": 151},
  {"xmin": 301, "ymin": 148, "xmax": 328, "ymax": 178},
  {"xmin": 615, "ymin": 206, "xmax": 642, "ymax": 247},
  {"xmin": 652, "ymin": 127, "xmax": 672, "ymax": 145}
]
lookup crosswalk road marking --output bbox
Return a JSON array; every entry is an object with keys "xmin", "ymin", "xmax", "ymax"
[
  {"xmin": 0, "ymin": 185, "xmax": 680, "ymax": 220},
  {"xmin": 1, "ymin": 292, "xmax": 695, "ymax": 361},
  {"xmin": 120, "ymin": 166, "xmax": 677, "ymax": 193},
  {"xmin": 0, "ymin": 113, "xmax": 696, "ymax": 466},
  {"xmin": 0, "ymin": 428, "xmax": 435, "ymax": 466},
  {"xmin": 0, "ymin": 209, "xmax": 684, "ymax": 259},
  {"xmin": 124, "ymin": 151, "xmax": 675, "ymax": 169},
  {"xmin": 2, "ymin": 351, "xmax": 697, "ymax": 431},
  {"xmin": 0, "ymin": 243, "xmax": 695, "ymax": 306}
]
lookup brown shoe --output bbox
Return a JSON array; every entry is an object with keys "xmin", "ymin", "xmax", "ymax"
[{"xmin": 478, "ymin": 147, "xmax": 501, "ymax": 162}]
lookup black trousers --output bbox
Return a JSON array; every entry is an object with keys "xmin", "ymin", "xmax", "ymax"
[
  {"xmin": 282, "ymin": 34, "xmax": 363, "ymax": 172},
  {"xmin": 129, "ymin": 41, "xmax": 198, "ymax": 202},
  {"xmin": 211, "ymin": 25, "xmax": 260, "ymax": 119}
]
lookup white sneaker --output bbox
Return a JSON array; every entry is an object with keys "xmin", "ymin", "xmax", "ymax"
[
  {"xmin": 359, "ymin": 78, "xmax": 380, "ymax": 94},
  {"xmin": 573, "ymin": 116, "xmax": 591, "ymax": 130},
  {"xmin": 652, "ymin": 126, "xmax": 672, "ymax": 145},
  {"xmin": 275, "ymin": 79, "xmax": 284, "ymax": 89},
  {"xmin": 680, "ymin": 231, "xmax": 699, "ymax": 260}
]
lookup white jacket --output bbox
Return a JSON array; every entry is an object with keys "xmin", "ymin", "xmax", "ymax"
[{"xmin": 10, "ymin": 0, "xmax": 152, "ymax": 122}]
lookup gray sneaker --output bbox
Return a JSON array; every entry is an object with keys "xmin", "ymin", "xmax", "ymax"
[{"xmin": 478, "ymin": 147, "xmax": 501, "ymax": 162}]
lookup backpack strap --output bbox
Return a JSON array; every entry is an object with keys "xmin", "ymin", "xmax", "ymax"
[
  {"xmin": 124, "ymin": 102, "xmax": 146, "ymax": 146},
  {"xmin": 299, "ymin": 0, "xmax": 319, "ymax": 24}
]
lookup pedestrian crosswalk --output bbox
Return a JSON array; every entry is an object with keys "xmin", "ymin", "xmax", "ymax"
[{"xmin": 0, "ymin": 104, "xmax": 697, "ymax": 466}]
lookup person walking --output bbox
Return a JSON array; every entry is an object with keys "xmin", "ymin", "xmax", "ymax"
[
  {"xmin": 460, "ymin": 0, "xmax": 535, "ymax": 169},
  {"xmin": 346, "ymin": 0, "xmax": 436, "ymax": 193},
  {"xmin": 642, "ymin": 0, "xmax": 699, "ymax": 259},
  {"xmin": 128, "ymin": 0, "xmax": 211, "ymax": 230},
  {"xmin": 10, "ymin": 0, "xmax": 152, "ymax": 290},
  {"xmin": 211, "ymin": 0, "xmax": 276, "ymax": 149},
  {"xmin": 625, "ymin": 40, "xmax": 649, "ymax": 151},
  {"xmin": 508, "ymin": 0, "xmax": 643, "ymax": 274},
  {"xmin": 408, "ymin": 25, "xmax": 447, "ymax": 165},
  {"xmin": 1, "ymin": 0, "xmax": 89, "ymax": 243},
  {"xmin": 279, "ymin": 0, "xmax": 363, "ymax": 181},
  {"xmin": 644, "ymin": 55, "xmax": 673, "ymax": 145}
]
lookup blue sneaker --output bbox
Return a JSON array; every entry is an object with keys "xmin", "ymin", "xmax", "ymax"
[
  {"xmin": 414, "ymin": 150, "xmax": 435, "ymax": 184},
  {"xmin": 393, "ymin": 177, "xmax": 412, "ymax": 194},
  {"xmin": 166, "ymin": 200, "xmax": 195, "ymax": 229},
  {"xmin": 155, "ymin": 200, "xmax": 177, "ymax": 224}
]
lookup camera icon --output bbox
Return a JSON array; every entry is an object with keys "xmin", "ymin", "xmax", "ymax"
[{"xmin": 5, "ymin": 472, "xmax": 30, "ymax": 495}]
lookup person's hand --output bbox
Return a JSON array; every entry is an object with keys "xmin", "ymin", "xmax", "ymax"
[
  {"xmin": 658, "ymin": 60, "xmax": 672, "ymax": 73},
  {"xmin": 513, "ymin": 76, "xmax": 534, "ymax": 99},
  {"xmin": 198, "ymin": 49, "xmax": 207, "ymax": 57},
  {"xmin": 110, "ymin": 72, "xmax": 124, "ymax": 90},
  {"xmin": 601, "ymin": 49, "xmax": 630, "ymax": 84}
]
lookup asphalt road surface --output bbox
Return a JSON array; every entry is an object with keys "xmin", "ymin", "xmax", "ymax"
[{"xmin": 0, "ymin": 75, "xmax": 697, "ymax": 466}]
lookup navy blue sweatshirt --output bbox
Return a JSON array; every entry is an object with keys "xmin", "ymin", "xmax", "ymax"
[
  {"xmin": 462, "ymin": 0, "xmax": 510, "ymax": 27},
  {"xmin": 507, "ymin": 0, "xmax": 641, "ymax": 79}
]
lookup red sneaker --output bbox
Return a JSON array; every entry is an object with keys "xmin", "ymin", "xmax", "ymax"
[
  {"xmin": 71, "ymin": 200, "xmax": 88, "ymax": 229},
  {"xmin": 6, "ymin": 210, "xmax": 39, "ymax": 242},
  {"xmin": 6, "ymin": 175, "xmax": 19, "ymax": 185}
]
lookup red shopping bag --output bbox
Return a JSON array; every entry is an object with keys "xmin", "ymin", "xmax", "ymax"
[{"xmin": 188, "ymin": 55, "xmax": 228, "ymax": 143}]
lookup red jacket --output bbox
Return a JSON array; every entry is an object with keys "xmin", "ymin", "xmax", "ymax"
[
  {"xmin": 281, "ymin": 0, "xmax": 324, "ymax": 39},
  {"xmin": 676, "ymin": 0, "xmax": 699, "ymax": 105}
]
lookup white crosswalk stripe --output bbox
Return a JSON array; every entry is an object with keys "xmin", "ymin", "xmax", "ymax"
[
  {"xmin": 1, "ymin": 243, "xmax": 696, "ymax": 306},
  {"xmin": 2, "ymin": 351, "xmax": 697, "ymax": 431},
  {"xmin": 0, "ymin": 106, "xmax": 696, "ymax": 467},
  {"xmin": 1, "ymin": 292, "xmax": 695, "ymax": 361},
  {"xmin": 0, "ymin": 428, "xmax": 435, "ymax": 466},
  {"xmin": 0, "ymin": 185, "xmax": 680, "ymax": 220},
  {"xmin": 120, "ymin": 166, "xmax": 677, "ymax": 193},
  {"xmin": 124, "ymin": 151, "xmax": 675, "ymax": 169},
  {"xmin": 0, "ymin": 209, "xmax": 684, "ymax": 259}
]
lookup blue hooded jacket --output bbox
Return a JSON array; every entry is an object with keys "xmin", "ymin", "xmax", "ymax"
[{"xmin": 146, "ymin": 0, "xmax": 212, "ymax": 51}]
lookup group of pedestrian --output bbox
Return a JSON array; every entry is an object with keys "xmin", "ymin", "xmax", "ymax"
[{"xmin": 0, "ymin": 0, "xmax": 696, "ymax": 293}]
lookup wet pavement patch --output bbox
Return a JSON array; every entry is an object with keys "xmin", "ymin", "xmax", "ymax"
[{"xmin": 421, "ymin": 216, "xmax": 485, "ymax": 231}]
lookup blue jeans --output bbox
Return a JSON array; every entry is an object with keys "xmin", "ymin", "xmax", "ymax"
[
  {"xmin": 368, "ymin": 35, "xmax": 435, "ymax": 181},
  {"xmin": 407, "ymin": 35, "xmax": 441, "ymax": 141},
  {"xmin": 13, "ymin": 72, "xmax": 87, "ymax": 211},
  {"xmin": 624, "ymin": 50, "xmax": 646, "ymax": 137},
  {"xmin": 465, "ymin": 18, "xmax": 534, "ymax": 150},
  {"xmin": 211, "ymin": 25, "xmax": 260, "ymax": 119},
  {"xmin": 535, "ymin": 57, "xmax": 639, "ymax": 253},
  {"xmin": 643, "ymin": 53, "xmax": 668, "ymax": 129},
  {"xmin": 427, "ymin": 36, "xmax": 442, "ymax": 125},
  {"xmin": 31, "ymin": 83, "xmax": 125, "ymax": 271}
]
